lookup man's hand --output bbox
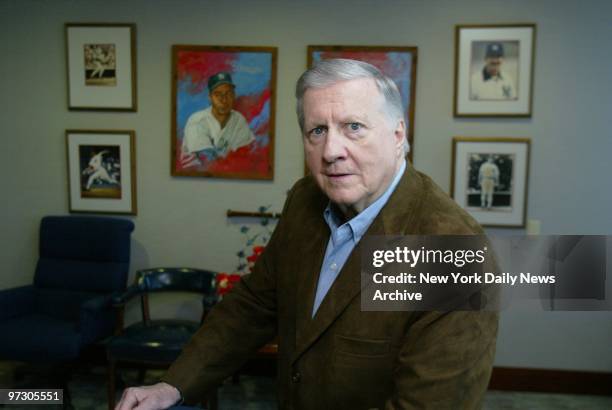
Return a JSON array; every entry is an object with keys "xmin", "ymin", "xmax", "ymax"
[{"xmin": 115, "ymin": 382, "xmax": 181, "ymax": 410}]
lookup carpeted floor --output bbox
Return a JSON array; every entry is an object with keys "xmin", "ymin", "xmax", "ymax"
[{"xmin": 1, "ymin": 361, "xmax": 611, "ymax": 410}]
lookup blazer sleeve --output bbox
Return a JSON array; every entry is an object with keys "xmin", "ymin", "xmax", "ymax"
[{"xmin": 162, "ymin": 184, "xmax": 298, "ymax": 404}]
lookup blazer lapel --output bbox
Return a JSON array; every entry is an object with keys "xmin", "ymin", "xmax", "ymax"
[
  {"xmin": 292, "ymin": 213, "xmax": 382, "ymax": 362},
  {"xmin": 293, "ymin": 195, "xmax": 329, "ymax": 354},
  {"xmin": 291, "ymin": 162, "xmax": 425, "ymax": 364}
]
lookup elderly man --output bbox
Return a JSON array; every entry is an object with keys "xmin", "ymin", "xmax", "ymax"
[{"xmin": 117, "ymin": 59, "xmax": 497, "ymax": 410}]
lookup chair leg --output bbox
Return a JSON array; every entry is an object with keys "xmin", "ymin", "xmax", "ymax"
[
  {"xmin": 206, "ymin": 387, "xmax": 218, "ymax": 410},
  {"xmin": 107, "ymin": 358, "xmax": 117, "ymax": 410}
]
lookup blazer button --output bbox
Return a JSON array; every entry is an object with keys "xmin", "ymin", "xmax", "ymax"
[{"xmin": 291, "ymin": 371, "xmax": 301, "ymax": 383}]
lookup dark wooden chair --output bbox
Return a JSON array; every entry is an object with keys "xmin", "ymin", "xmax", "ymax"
[{"xmin": 106, "ymin": 267, "xmax": 219, "ymax": 410}]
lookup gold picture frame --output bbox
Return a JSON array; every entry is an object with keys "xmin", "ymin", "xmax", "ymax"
[
  {"xmin": 454, "ymin": 24, "xmax": 536, "ymax": 117},
  {"xmin": 66, "ymin": 129, "xmax": 137, "ymax": 215},
  {"xmin": 451, "ymin": 137, "xmax": 530, "ymax": 227},
  {"xmin": 65, "ymin": 23, "xmax": 137, "ymax": 111}
]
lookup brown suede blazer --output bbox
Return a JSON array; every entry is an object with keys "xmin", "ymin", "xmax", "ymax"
[{"xmin": 163, "ymin": 162, "xmax": 498, "ymax": 409}]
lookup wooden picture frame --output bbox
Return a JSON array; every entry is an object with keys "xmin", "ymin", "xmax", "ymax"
[
  {"xmin": 451, "ymin": 137, "xmax": 530, "ymax": 227},
  {"xmin": 65, "ymin": 23, "xmax": 137, "ymax": 111},
  {"xmin": 454, "ymin": 24, "xmax": 535, "ymax": 117},
  {"xmin": 171, "ymin": 46, "xmax": 277, "ymax": 180},
  {"xmin": 308, "ymin": 46, "xmax": 418, "ymax": 164},
  {"xmin": 66, "ymin": 130, "xmax": 137, "ymax": 215}
]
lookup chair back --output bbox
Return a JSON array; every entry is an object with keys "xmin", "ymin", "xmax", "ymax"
[
  {"xmin": 136, "ymin": 268, "xmax": 217, "ymax": 294},
  {"xmin": 133, "ymin": 268, "xmax": 218, "ymax": 324},
  {"xmin": 34, "ymin": 216, "xmax": 134, "ymax": 293},
  {"xmin": 34, "ymin": 216, "xmax": 134, "ymax": 321}
]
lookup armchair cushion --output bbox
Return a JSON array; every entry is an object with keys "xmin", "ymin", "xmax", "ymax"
[
  {"xmin": 35, "ymin": 258, "xmax": 128, "ymax": 292},
  {"xmin": 0, "ymin": 291, "xmax": 117, "ymax": 361},
  {"xmin": 36, "ymin": 288, "xmax": 101, "ymax": 321},
  {"xmin": 39, "ymin": 216, "xmax": 132, "ymax": 263},
  {"xmin": 34, "ymin": 216, "xmax": 133, "ymax": 293},
  {"xmin": 0, "ymin": 314, "xmax": 81, "ymax": 361},
  {"xmin": 80, "ymin": 293, "xmax": 116, "ymax": 345}
]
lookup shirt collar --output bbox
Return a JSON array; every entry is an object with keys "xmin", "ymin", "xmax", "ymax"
[{"xmin": 324, "ymin": 159, "xmax": 407, "ymax": 244}]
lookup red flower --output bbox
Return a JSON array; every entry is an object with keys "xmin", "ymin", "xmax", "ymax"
[
  {"xmin": 216, "ymin": 272, "xmax": 241, "ymax": 296},
  {"xmin": 246, "ymin": 245, "xmax": 266, "ymax": 263}
]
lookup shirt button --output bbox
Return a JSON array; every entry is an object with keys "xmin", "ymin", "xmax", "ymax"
[
  {"xmin": 292, "ymin": 371, "xmax": 301, "ymax": 383},
  {"xmin": 331, "ymin": 262, "xmax": 337, "ymax": 270}
]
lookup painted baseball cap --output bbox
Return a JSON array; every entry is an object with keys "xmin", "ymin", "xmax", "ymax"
[
  {"xmin": 208, "ymin": 72, "xmax": 235, "ymax": 92},
  {"xmin": 485, "ymin": 42, "xmax": 504, "ymax": 58}
]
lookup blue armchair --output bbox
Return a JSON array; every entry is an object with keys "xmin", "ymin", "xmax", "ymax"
[{"xmin": 0, "ymin": 216, "xmax": 134, "ymax": 364}]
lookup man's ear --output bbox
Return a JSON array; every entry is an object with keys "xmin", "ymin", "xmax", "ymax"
[{"xmin": 393, "ymin": 119, "xmax": 407, "ymax": 152}]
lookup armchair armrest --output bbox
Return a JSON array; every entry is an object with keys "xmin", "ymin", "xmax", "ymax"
[
  {"xmin": 82, "ymin": 293, "xmax": 114, "ymax": 312},
  {"xmin": 79, "ymin": 293, "xmax": 116, "ymax": 345},
  {"xmin": 0, "ymin": 285, "xmax": 36, "ymax": 321}
]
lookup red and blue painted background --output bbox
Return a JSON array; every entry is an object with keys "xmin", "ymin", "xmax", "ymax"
[{"xmin": 174, "ymin": 49, "xmax": 274, "ymax": 179}]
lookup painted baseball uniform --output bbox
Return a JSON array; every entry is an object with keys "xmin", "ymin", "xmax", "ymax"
[{"xmin": 182, "ymin": 107, "xmax": 255, "ymax": 156}]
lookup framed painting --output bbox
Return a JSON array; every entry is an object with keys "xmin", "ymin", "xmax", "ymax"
[
  {"xmin": 65, "ymin": 23, "xmax": 137, "ymax": 111},
  {"xmin": 451, "ymin": 137, "xmax": 530, "ymax": 227},
  {"xmin": 66, "ymin": 130, "xmax": 137, "ymax": 215},
  {"xmin": 171, "ymin": 46, "xmax": 277, "ymax": 180},
  {"xmin": 308, "ymin": 46, "xmax": 418, "ymax": 163},
  {"xmin": 454, "ymin": 24, "xmax": 536, "ymax": 117}
]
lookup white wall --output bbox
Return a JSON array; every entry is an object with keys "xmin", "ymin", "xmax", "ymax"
[{"xmin": 1, "ymin": 0, "xmax": 611, "ymax": 372}]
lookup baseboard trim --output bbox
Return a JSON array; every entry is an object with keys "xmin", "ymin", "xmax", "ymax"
[{"xmin": 489, "ymin": 366, "xmax": 612, "ymax": 396}]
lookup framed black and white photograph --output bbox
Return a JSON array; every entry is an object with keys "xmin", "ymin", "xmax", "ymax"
[
  {"xmin": 65, "ymin": 23, "xmax": 137, "ymax": 111},
  {"xmin": 66, "ymin": 130, "xmax": 137, "ymax": 214},
  {"xmin": 451, "ymin": 137, "xmax": 530, "ymax": 227},
  {"xmin": 454, "ymin": 24, "xmax": 535, "ymax": 117}
]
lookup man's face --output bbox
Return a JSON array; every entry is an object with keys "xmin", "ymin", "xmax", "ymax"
[
  {"xmin": 302, "ymin": 78, "xmax": 405, "ymax": 215},
  {"xmin": 209, "ymin": 83, "xmax": 235, "ymax": 116},
  {"xmin": 485, "ymin": 57, "xmax": 502, "ymax": 76}
]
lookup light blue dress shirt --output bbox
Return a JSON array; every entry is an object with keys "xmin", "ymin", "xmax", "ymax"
[{"xmin": 312, "ymin": 160, "xmax": 407, "ymax": 316}]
